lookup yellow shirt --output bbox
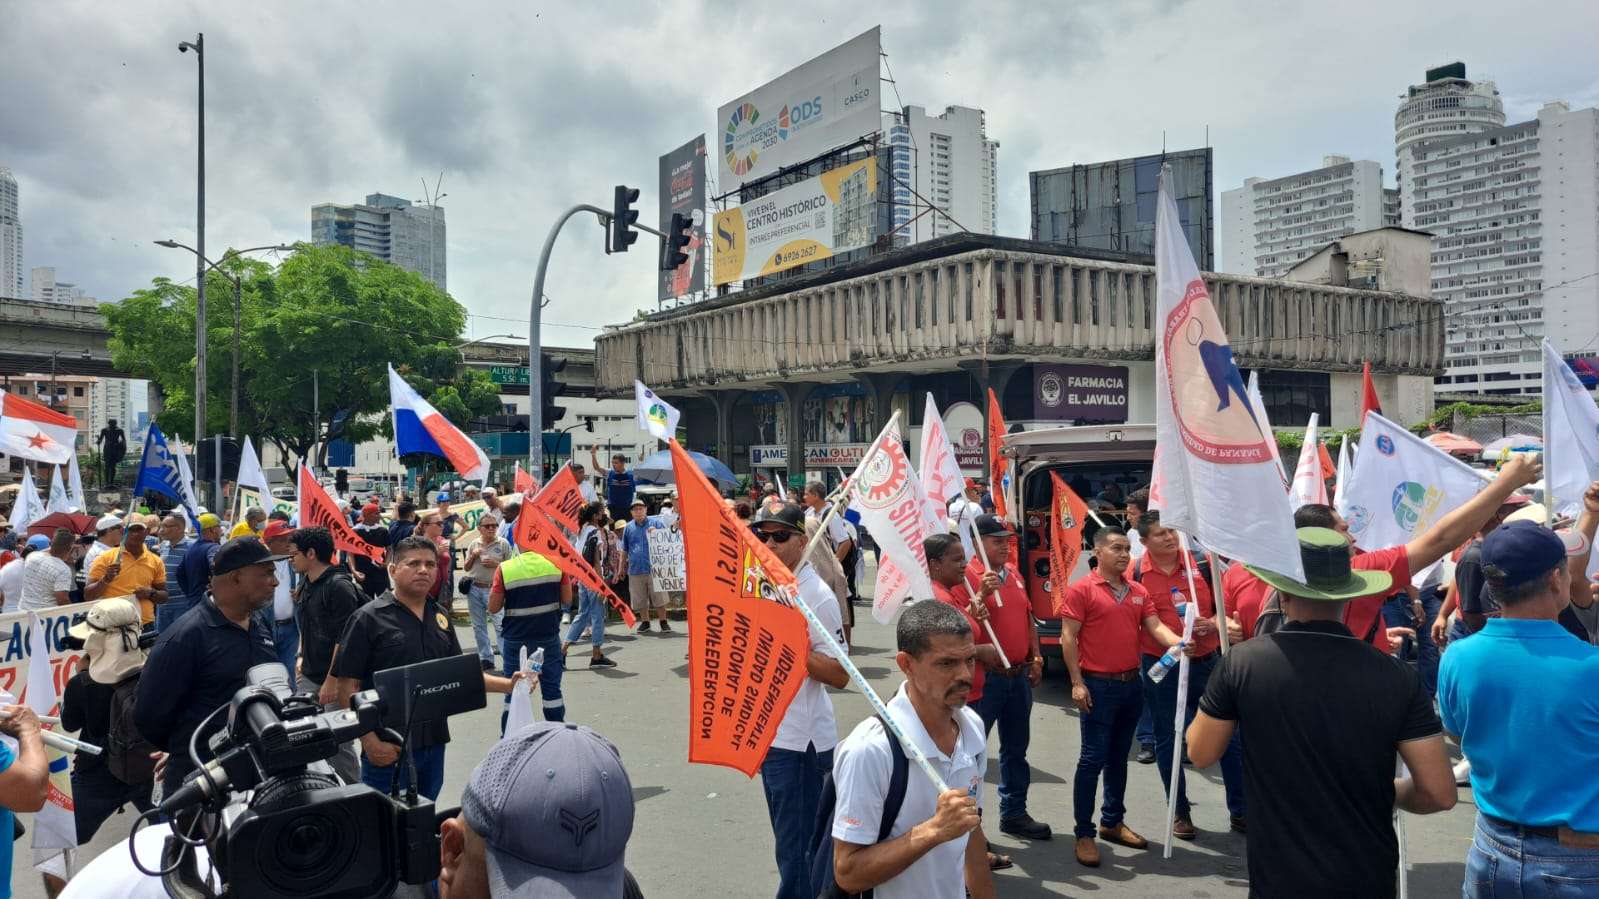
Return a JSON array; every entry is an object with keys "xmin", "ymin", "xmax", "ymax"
[
  {"xmin": 88, "ymin": 547, "xmax": 167, "ymax": 624},
  {"xmin": 229, "ymin": 522, "xmax": 262, "ymax": 539}
]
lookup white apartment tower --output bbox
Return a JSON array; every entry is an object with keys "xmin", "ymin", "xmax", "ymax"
[
  {"xmin": 310, "ymin": 193, "xmax": 447, "ymax": 290},
  {"xmin": 0, "ymin": 166, "xmax": 21, "ymax": 297},
  {"xmin": 1416, "ymin": 101, "xmax": 1599, "ymax": 395},
  {"xmin": 885, "ymin": 106, "xmax": 999, "ymax": 246},
  {"xmin": 30, "ymin": 267, "xmax": 94, "ymax": 305},
  {"xmin": 1395, "ymin": 62, "xmax": 1505, "ymax": 228},
  {"xmin": 1221, "ymin": 156, "xmax": 1397, "ymax": 277}
]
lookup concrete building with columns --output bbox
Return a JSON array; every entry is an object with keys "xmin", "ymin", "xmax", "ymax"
[{"xmin": 592, "ymin": 233, "xmax": 1443, "ymax": 490}]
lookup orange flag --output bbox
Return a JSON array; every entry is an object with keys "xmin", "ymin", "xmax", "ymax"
[
  {"xmin": 511, "ymin": 502, "xmax": 636, "ymax": 628},
  {"xmin": 298, "ymin": 466, "xmax": 384, "ymax": 563},
  {"xmin": 1048, "ymin": 472, "xmax": 1090, "ymax": 616},
  {"xmin": 670, "ymin": 437, "xmax": 812, "ymax": 777},
  {"xmin": 514, "ymin": 461, "xmax": 537, "ymax": 496},
  {"xmin": 1317, "ymin": 441, "xmax": 1336, "ymax": 481},
  {"xmin": 986, "ymin": 387, "xmax": 1010, "ymax": 520},
  {"xmin": 530, "ymin": 463, "xmax": 584, "ymax": 532}
]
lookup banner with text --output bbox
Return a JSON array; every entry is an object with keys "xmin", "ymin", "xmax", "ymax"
[
  {"xmin": 659, "ymin": 135, "xmax": 708, "ymax": 300},
  {"xmin": 0, "ymin": 607, "xmax": 89, "ymax": 713},
  {"xmin": 648, "ymin": 528, "xmax": 686, "ymax": 593},
  {"xmin": 712, "ymin": 158, "xmax": 876, "ymax": 285}
]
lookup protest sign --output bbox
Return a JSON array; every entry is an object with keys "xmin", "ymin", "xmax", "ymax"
[{"xmin": 648, "ymin": 528, "xmax": 686, "ymax": 593}]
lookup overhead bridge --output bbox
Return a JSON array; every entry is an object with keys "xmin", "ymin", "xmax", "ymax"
[{"xmin": 0, "ymin": 296, "xmax": 122, "ymax": 378}]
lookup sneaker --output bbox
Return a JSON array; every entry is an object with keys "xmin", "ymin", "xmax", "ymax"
[
  {"xmin": 1074, "ymin": 837, "xmax": 1100, "ymax": 867},
  {"xmin": 637, "ymin": 621, "xmax": 652, "ymax": 634},
  {"xmin": 1454, "ymin": 758, "xmax": 1472, "ymax": 786},
  {"xmin": 589, "ymin": 654, "xmax": 617, "ymax": 668},
  {"xmin": 1229, "ymin": 815, "xmax": 1247, "ymax": 834},
  {"xmin": 1097, "ymin": 823, "xmax": 1149, "ymax": 850},
  {"xmin": 1135, "ymin": 746, "xmax": 1156, "ymax": 764},
  {"xmin": 1173, "ymin": 815, "xmax": 1197, "ymax": 841},
  {"xmin": 480, "ymin": 659, "xmax": 495, "ymax": 672},
  {"xmin": 659, "ymin": 620, "xmax": 673, "ymax": 632},
  {"xmin": 999, "ymin": 815, "xmax": 1052, "ymax": 841}
]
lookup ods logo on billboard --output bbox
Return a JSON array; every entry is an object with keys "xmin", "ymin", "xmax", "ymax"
[{"xmin": 722, "ymin": 96, "xmax": 825, "ymax": 178}]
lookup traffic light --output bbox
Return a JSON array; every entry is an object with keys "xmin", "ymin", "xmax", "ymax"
[
  {"xmin": 540, "ymin": 352, "xmax": 568, "ymax": 431},
  {"xmin": 661, "ymin": 211, "xmax": 692, "ymax": 272},
  {"xmin": 610, "ymin": 185, "xmax": 640, "ymax": 253}
]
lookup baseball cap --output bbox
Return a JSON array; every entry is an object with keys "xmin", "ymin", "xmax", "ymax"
[
  {"xmin": 196, "ymin": 512, "xmax": 222, "ymax": 530},
  {"xmin": 210, "ymin": 536, "xmax": 289, "ymax": 576},
  {"xmin": 125, "ymin": 518, "xmax": 148, "ymax": 532},
  {"xmin": 463, "ymin": 722, "xmax": 634, "ymax": 898},
  {"xmin": 95, "ymin": 514, "xmax": 122, "ymax": 533},
  {"xmin": 25, "ymin": 534, "xmax": 50, "ymax": 551},
  {"xmin": 1480, "ymin": 520, "xmax": 1576, "ymax": 588},
  {"xmin": 630, "ymin": 498, "xmax": 647, "ymax": 509},
  {"xmin": 974, "ymin": 513, "xmax": 1015, "ymax": 537},
  {"xmin": 751, "ymin": 503, "xmax": 805, "ymax": 534},
  {"xmin": 1500, "ymin": 493, "xmax": 1532, "ymax": 509},
  {"xmin": 261, "ymin": 520, "xmax": 295, "ymax": 541},
  {"xmin": 360, "ymin": 503, "xmax": 380, "ymax": 516}
]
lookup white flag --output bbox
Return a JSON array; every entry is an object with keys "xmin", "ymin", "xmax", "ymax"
[
  {"xmin": 1246, "ymin": 371, "xmax": 1288, "ymax": 487},
  {"xmin": 66, "ymin": 453, "xmax": 85, "ymax": 512},
  {"xmin": 170, "ymin": 436, "xmax": 203, "ymax": 515},
  {"xmin": 1149, "ymin": 165, "xmax": 1304, "ymax": 581},
  {"xmin": 8, "ymin": 467, "xmax": 46, "ymax": 531},
  {"xmin": 847, "ymin": 414, "xmax": 934, "ymax": 624},
  {"xmin": 1333, "ymin": 436, "xmax": 1353, "ymax": 514},
  {"xmin": 46, "ymin": 465, "xmax": 71, "ymax": 515},
  {"xmin": 236, "ymin": 436, "xmax": 274, "ymax": 511},
  {"xmin": 918, "ymin": 394, "xmax": 965, "ymax": 535},
  {"xmin": 1288, "ymin": 414, "xmax": 1328, "ymax": 510},
  {"xmin": 25, "ymin": 611, "xmax": 77, "ymax": 861},
  {"xmin": 634, "ymin": 380, "xmax": 681, "ymax": 441},
  {"xmin": 1542, "ymin": 340, "xmax": 1599, "ymax": 517},
  {"xmin": 1340, "ymin": 412, "xmax": 1486, "ymax": 586},
  {"xmin": 502, "ymin": 645, "xmax": 536, "ymax": 740}
]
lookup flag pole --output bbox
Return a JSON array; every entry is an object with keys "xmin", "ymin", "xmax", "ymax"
[
  {"xmin": 1208, "ymin": 550, "xmax": 1230, "ymax": 654},
  {"xmin": 968, "ymin": 537, "xmax": 1013, "ymax": 669},
  {"xmin": 1162, "ymin": 601, "xmax": 1198, "ymax": 858}
]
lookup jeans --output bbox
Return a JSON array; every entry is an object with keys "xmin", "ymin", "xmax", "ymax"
[
  {"xmin": 1135, "ymin": 702, "xmax": 1155, "ymax": 750},
  {"xmin": 1383, "ymin": 585, "xmax": 1443, "ymax": 699},
  {"xmin": 362, "ymin": 742, "xmax": 446, "ymax": 801},
  {"xmin": 502, "ymin": 632, "xmax": 565, "ymax": 733},
  {"xmin": 273, "ymin": 614, "xmax": 299, "ymax": 679},
  {"xmin": 759, "ymin": 745, "xmax": 833, "ymax": 899},
  {"xmin": 155, "ymin": 595, "xmax": 196, "ymax": 633},
  {"xmin": 563, "ymin": 587, "xmax": 607, "ymax": 648},
  {"xmin": 72, "ymin": 763, "xmax": 153, "ymax": 843},
  {"xmin": 1140, "ymin": 653, "xmax": 1246, "ymax": 820},
  {"xmin": 467, "ymin": 582, "xmax": 503, "ymax": 664},
  {"xmin": 1074, "ymin": 675, "xmax": 1143, "ymax": 838},
  {"xmin": 973, "ymin": 670, "xmax": 1034, "ymax": 821},
  {"xmin": 296, "ymin": 672, "xmax": 361, "ymax": 785},
  {"xmin": 1465, "ymin": 812, "xmax": 1599, "ymax": 897}
]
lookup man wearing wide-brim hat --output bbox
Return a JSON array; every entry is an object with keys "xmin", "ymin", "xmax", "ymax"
[
  {"xmin": 61, "ymin": 597, "xmax": 154, "ymax": 843},
  {"xmin": 1185, "ymin": 527, "xmax": 1459, "ymax": 899}
]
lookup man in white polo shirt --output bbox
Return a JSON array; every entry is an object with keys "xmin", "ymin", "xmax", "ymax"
[{"xmin": 832, "ymin": 600, "xmax": 998, "ymax": 899}]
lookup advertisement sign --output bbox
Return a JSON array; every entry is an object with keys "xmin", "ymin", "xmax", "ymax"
[
  {"xmin": 717, "ymin": 27, "xmax": 881, "ymax": 188},
  {"xmin": 659, "ymin": 135, "xmax": 708, "ymax": 300},
  {"xmin": 712, "ymin": 158, "xmax": 875, "ymax": 285},
  {"xmin": 750, "ymin": 444, "xmax": 871, "ymax": 468},
  {"xmin": 942, "ymin": 401, "xmax": 986, "ymax": 473},
  {"xmin": 647, "ymin": 528, "xmax": 686, "ymax": 593},
  {"xmin": 1034, "ymin": 364, "xmax": 1130, "ymax": 422}
]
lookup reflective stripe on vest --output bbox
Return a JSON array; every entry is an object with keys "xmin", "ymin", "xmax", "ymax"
[{"xmin": 499, "ymin": 552, "xmax": 563, "ymax": 619}]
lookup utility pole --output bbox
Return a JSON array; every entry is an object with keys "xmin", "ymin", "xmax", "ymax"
[{"xmin": 179, "ymin": 32, "xmax": 207, "ymax": 507}]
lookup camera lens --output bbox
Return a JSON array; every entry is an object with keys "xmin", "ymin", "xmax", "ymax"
[{"xmin": 229, "ymin": 773, "xmax": 399, "ymax": 898}]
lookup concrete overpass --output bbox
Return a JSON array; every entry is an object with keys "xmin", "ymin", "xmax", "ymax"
[{"xmin": 0, "ymin": 296, "xmax": 122, "ymax": 378}]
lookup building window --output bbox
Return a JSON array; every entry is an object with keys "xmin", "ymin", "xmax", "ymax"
[
  {"xmin": 1251, "ymin": 370, "xmax": 1331, "ymax": 426},
  {"xmin": 73, "ymin": 387, "xmax": 84, "ymax": 397}
]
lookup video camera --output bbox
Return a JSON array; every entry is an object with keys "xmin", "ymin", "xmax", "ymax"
[{"xmin": 139, "ymin": 654, "xmax": 486, "ymax": 899}]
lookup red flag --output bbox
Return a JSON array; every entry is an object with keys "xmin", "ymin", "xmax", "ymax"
[
  {"xmin": 297, "ymin": 466, "xmax": 384, "ymax": 563},
  {"xmin": 1317, "ymin": 441, "xmax": 1337, "ymax": 481},
  {"xmin": 670, "ymin": 437, "xmax": 811, "ymax": 777},
  {"xmin": 530, "ymin": 464, "xmax": 584, "ymax": 532},
  {"xmin": 1361, "ymin": 361, "xmax": 1382, "ymax": 423},
  {"xmin": 0, "ymin": 392, "xmax": 79, "ymax": 465},
  {"xmin": 986, "ymin": 388, "xmax": 1009, "ymax": 520},
  {"xmin": 1048, "ymin": 472, "xmax": 1089, "ymax": 616},
  {"xmin": 511, "ymin": 503, "xmax": 636, "ymax": 628},
  {"xmin": 514, "ymin": 461, "xmax": 537, "ymax": 496}
]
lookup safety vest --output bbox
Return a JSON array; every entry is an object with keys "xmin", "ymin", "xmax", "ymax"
[{"xmin": 498, "ymin": 552, "xmax": 564, "ymax": 638}]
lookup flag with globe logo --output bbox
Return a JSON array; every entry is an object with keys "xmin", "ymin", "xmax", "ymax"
[{"xmin": 635, "ymin": 380, "xmax": 682, "ymax": 440}]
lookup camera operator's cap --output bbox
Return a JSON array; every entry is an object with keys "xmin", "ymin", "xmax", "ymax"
[
  {"xmin": 751, "ymin": 502, "xmax": 805, "ymax": 534},
  {"xmin": 69, "ymin": 598, "xmax": 145, "ymax": 684},
  {"xmin": 95, "ymin": 514, "xmax": 122, "ymax": 533},
  {"xmin": 1481, "ymin": 519, "xmax": 1582, "ymax": 588},
  {"xmin": 210, "ymin": 536, "xmax": 289, "ymax": 576},
  {"xmin": 464, "ymin": 721, "xmax": 634, "ymax": 898},
  {"xmin": 974, "ymin": 513, "xmax": 1015, "ymax": 537}
]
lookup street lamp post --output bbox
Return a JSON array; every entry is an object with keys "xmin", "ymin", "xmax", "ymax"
[{"xmin": 178, "ymin": 33, "xmax": 204, "ymax": 496}]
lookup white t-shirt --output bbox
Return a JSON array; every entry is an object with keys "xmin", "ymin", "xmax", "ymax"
[
  {"xmin": 0, "ymin": 557, "xmax": 26, "ymax": 613},
  {"xmin": 771, "ymin": 565, "xmax": 847, "ymax": 753},
  {"xmin": 20, "ymin": 552, "xmax": 73, "ymax": 611},
  {"xmin": 272, "ymin": 559, "xmax": 294, "ymax": 621},
  {"xmin": 83, "ymin": 540, "xmax": 114, "ymax": 573},
  {"xmin": 832, "ymin": 683, "xmax": 987, "ymax": 899},
  {"xmin": 579, "ymin": 480, "xmax": 598, "ymax": 503}
]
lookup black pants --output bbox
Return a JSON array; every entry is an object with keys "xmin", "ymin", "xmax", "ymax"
[
  {"xmin": 102, "ymin": 456, "xmax": 118, "ymax": 486},
  {"xmin": 73, "ymin": 763, "xmax": 154, "ymax": 844}
]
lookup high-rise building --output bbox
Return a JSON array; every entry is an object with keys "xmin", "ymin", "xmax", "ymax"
[
  {"xmin": 884, "ymin": 106, "xmax": 999, "ymax": 246},
  {"xmin": 0, "ymin": 165, "xmax": 21, "ymax": 297},
  {"xmin": 311, "ymin": 193, "xmax": 446, "ymax": 290},
  {"xmin": 29, "ymin": 267, "xmax": 95, "ymax": 305},
  {"xmin": 1395, "ymin": 62, "xmax": 1505, "ymax": 228},
  {"xmin": 1418, "ymin": 101, "xmax": 1599, "ymax": 395},
  {"xmin": 1030, "ymin": 148, "xmax": 1213, "ymax": 268},
  {"xmin": 1221, "ymin": 156, "xmax": 1398, "ymax": 277}
]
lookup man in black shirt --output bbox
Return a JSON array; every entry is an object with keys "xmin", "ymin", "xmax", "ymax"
[
  {"xmin": 333, "ymin": 535, "xmax": 522, "ymax": 800},
  {"xmin": 1187, "ymin": 528, "xmax": 1457, "ymax": 898},
  {"xmin": 351, "ymin": 503, "xmax": 391, "ymax": 598},
  {"xmin": 289, "ymin": 526, "xmax": 363, "ymax": 785},
  {"xmin": 135, "ymin": 537, "xmax": 282, "ymax": 796},
  {"xmin": 62, "ymin": 597, "xmax": 152, "ymax": 843}
]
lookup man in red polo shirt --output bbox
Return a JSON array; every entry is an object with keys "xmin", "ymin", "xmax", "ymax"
[
  {"xmin": 1060, "ymin": 527, "xmax": 1186, "ymax": 867},
  {"xmin": 1133, "ymin": 512, "xmax": 1245, "ymax": 839},
  {"xmin": 1227, "ymin": 455, "xmax": 1540, "ymax": 646},
  {"xmin": 963, "ymin": 515, "xmax": 1051, "ymax": 841}
]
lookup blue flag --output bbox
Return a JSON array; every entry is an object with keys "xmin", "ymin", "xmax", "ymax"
[{"xmin": 134, "ymin": 424, "xmax": 199, "ymax": 522}]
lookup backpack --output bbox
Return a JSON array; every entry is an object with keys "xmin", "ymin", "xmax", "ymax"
[
  {"xmin": 1255, "ymin": 590, "xmax": 1383, "ymax": 642},
  {"xmin": 808, "ymin": 718, "xmax": 910, "ymax": 899},
  {"xmin": 107, "ymin": 673, "xmax": 159, "ymax": 785}
]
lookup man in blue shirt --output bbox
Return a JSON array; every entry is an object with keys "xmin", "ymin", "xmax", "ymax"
[
  {"xmin": 594, "ymin": 450, "xmax": 637, "ymax": 524},
  {"xmin": 621, "ymin": 499, "xmax": 669, "ymax": 633},
  {"xmin": 1438, "ymin": 490, "xmax": 1599, "ymax": 895},
  {"xmin": 176, "ymin": 513, "xmax": 224, "ymax": 609},
  {"xmin": 155, "ymin": 513, "xmax": 194, "ymax": 632}
]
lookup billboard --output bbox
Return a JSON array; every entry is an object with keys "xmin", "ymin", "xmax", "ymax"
[
  {"xmin": 717, "ymin": 27, "xmax": 881, "ymax": 189},
  {"xmin": 1034, "ymin": 363, "xmax": 1129, "ymax": 422},
  {"xmin": 1030, "ymin": 148, "xmax": 1214, "ymax": 270},
  {"xmin": 711, "ymin": 158, "xmax": 876, "ymax": 285},
  {"xmin": 658, "ymin": 135, "xmax": 707, "ymax": 300}
]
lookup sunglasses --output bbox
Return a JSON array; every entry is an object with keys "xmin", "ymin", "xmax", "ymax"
[
  {"xmin": 753, "ymin": 529, "xmax": 797, "ymax": 545},
  {"xmin": 480, "ymin": 523, "xmax": 498, "ymax": 529}
]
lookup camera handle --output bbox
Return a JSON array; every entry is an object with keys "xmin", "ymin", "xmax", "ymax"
[
  {"xmin": 160, "ymin": 831, "xmax": 218, "ymax": 899},
  {"xmin": 388, "ymin": 684, "xmax": 423, "ymax": 803}
]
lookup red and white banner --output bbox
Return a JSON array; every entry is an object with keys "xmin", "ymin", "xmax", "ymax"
[
  {"xmin": 297, "ymin": 466, "xmax": 384, "ymax": 563},
  {"xmin": 848, "ymin": 415, "xmax": 934, "ymax": 625},
  {"xmin": 918, "ymin": 394, "xmax": 965, "ymax": 536},
  {"xmin": 0, "ymin": 393, "xmax": 78, "ymax": 465},
  {"xmin": 1289, "ymin": 414, "xmax": 1329, "ymax": 510}
]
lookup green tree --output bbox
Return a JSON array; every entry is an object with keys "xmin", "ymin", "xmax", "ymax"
[{"xmin": 103, "ymin": 243, "xmax": 497, "ymax": 474}]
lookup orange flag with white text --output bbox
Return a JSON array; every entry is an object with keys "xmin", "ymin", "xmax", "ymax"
[
  {"xmin": 986, "ymin": 388, "xmax": 1010, "ymax": 520},
  {"xmin": 1048, "ymin": 472, "xmax": 1090, "ymax": 616},
  {"xmin": 298, "ymin": 466, "xmax": 384, "ymax": 563},
  {"xmin": 670, "ymin": 438, "xmax": 811, "ymax": 777},
  {"xmin": 531, "ymin": 463, "xmax": 584, "ymax": 532},
  {"xmin": 511, "ymin": 502, "xmax": 636, "ymax": 628}
]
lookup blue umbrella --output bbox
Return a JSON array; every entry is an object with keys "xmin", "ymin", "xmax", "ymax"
[{"xmin": 633, "ymin": 448, "xmax": 739, "ymax": 492}]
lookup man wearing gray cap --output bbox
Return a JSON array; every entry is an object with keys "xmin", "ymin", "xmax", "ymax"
[{"xmin": 438, "ymin": 721, "xmax": 638, "ymax": 898}]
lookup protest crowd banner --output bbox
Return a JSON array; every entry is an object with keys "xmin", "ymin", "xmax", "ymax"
[{"xmin": 647, "ymin": 528, "xmax": 686, "ymax": 593}]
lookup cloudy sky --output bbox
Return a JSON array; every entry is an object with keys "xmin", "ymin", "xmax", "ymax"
[{"xmin": 4, "ymin": 0, "xmax": 1596, "ymax": 350}]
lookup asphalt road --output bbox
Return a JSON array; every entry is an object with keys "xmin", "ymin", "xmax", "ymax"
[{"xmin": 16, "ymin": 591, "xmax": 1479, "ymax": 897}]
